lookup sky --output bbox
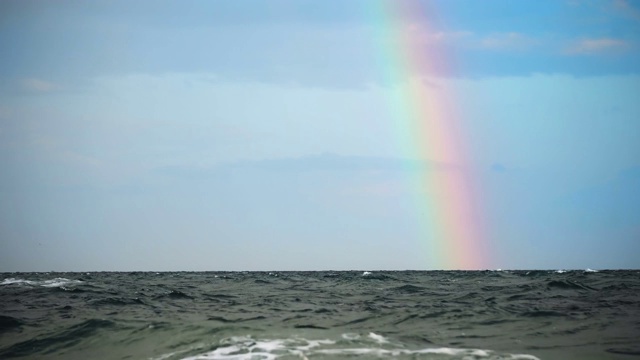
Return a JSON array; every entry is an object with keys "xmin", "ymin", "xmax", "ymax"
[{"xmin": 0, "ymin": 0, "xmax": 639, "ymax": 271}]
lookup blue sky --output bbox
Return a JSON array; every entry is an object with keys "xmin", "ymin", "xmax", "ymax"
[{"xmin": 0, "ymin": 0, "xmax": 639, "ymax": 271}]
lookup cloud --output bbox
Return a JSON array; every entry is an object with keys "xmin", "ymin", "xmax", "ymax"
[
  {"xmin": 428, "ymin": 31, "xmax": 472, "ymax": 43},
  {"xmin": 20, "ymin": 78, "xmax": 60, "ymax": 93},
  {"xmin": 612, "ymin": 0, "xmax": 640, "ymax": 21},
  {"xmin": 429, "ymin": 31, "xmax": 539, "ymax": 53},
  {"xmin": 406, "ymin": 27, "xmax": 472, "ymax": 45},
  {"xmin": 155, "ymin": 153, "xmax": 455, "ymax": 179},
  {"xmin": 565, "ymin": 38, "xmax": 630, "ymax": 54},
  {"xmin": 476, "ymin": 32, "xmax": 537, "ymax": 51}
]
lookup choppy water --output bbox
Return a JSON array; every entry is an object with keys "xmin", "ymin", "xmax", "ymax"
[{"xmin": 1, "ymin": 270, "xmax": 639, "ymax": 359}]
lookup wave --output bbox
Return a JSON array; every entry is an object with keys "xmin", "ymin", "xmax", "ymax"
[
  {"xmin": 0, "ymin": 270, "xmax": 635, "ymax": 360},
  {"xmin": 154, "ymin": 290, "xmax": 193, "ymax": 299},
  {"xmin": 0, "ymin": 319, "xmax": 115, "ymax": 358},
  {"xmin": 0, "ymin": 316, "xmax": 22, "ymax": 332},
  {"xmin": 153, "ymin": 333, "xmax": 540, "ymax": 360},
  {"xmin": 1, "ymin": 277, "xmax": 83, "ymax": 288},
  {"xmin": 546, "ymin": 280, "xmax": 595, "ymax": 291}
]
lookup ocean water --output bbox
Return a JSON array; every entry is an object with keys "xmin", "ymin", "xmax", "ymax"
[{"xmin": 0, "ymin": 270, "xmax": 638, "ymax": 360}]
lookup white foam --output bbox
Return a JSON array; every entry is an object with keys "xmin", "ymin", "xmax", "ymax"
[
  {"xmin": 315, "ymin": 347, "xmax": 492, "ymax": 356},
  {"xmin": 362, "ymin": 271, "xmax": 372, "ymax": 276},
  {"xmin": 180, "ymin": 337, "xmax": 334, "ymax": 360},
  {"xmin": 151, "ymin": 349, "xmax": 189, "ymax": 360},
  {"xmin": 555, "ymin": 270, "xmax": 567, "ymax": 273},
  {"xmin": 1, "ymin": 278, "xmax": 34, "ymax": 286},
  {"xmin": 171, "ymin": 335, "xmax": 540, "ymax": 360},
  {"xmin": 341, "ymin": 333, "xmax": 360, "ymax": 340},
  {"xmin": 585, "ymin": 268, "xmax": 598, "ymax": 273},
  {"xmin": 367, "ymin": 332, "xmax": 388, "ymax": 344},
  {"xmin": 1, "ymin": 277, "xmax": 82, "ymax": 287},
  {"xmin": 41, "ymin": 278, "xmax": 83, "ymax": 287}
]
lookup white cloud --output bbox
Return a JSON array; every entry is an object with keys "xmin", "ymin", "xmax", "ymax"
[
  {"xmin": 612, "ymin": 0, "xmax": 640, "ymax": 21},
  {"xmin": 402, "ymin": 23, "xmax": 472, "ymax": 45},
  {"xmin": 20, "ymin": 78, "xmax": 60, "ymax": 92},
  {"xmin": 424, "ymin": 30, "xmax": 472, "ymax": 44},
  {"xmin": 566, "ymin": 38, "xmax": 630, "ymax": 54},
  {"xmin": 477, "ymin": 32, "xmax": 537, "ymax": 51},
  {"xmin": 410, "ymin": 31, "xmax": 539, "ymax": 52}
]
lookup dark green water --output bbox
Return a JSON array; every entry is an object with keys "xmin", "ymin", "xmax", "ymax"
[{"xmin": 1, "ymin": 270, "xmax": 638, "ymax": 359}]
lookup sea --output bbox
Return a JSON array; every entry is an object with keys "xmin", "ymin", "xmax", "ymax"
[{"xmin": 0, "ymin": 270, "xmax": 638, "ymax": 360}]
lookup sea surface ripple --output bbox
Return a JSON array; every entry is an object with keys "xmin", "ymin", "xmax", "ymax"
[{"xmin": 1, "ymin": 270, "xmax": 639, "ymax": 359}]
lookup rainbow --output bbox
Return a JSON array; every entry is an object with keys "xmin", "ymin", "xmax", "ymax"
[{"xmin": 367, "ymin": 0, "xmax": 489, "ymax": 270}]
